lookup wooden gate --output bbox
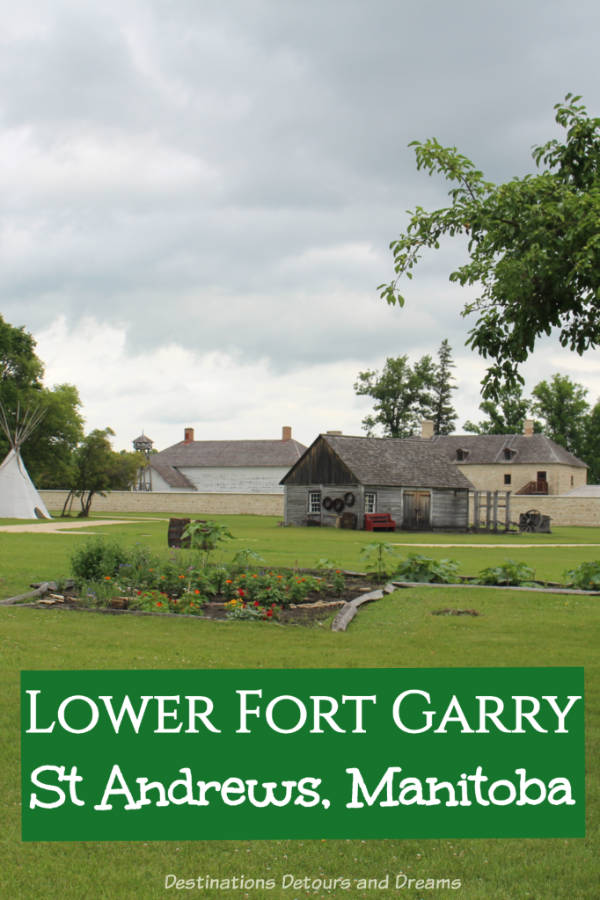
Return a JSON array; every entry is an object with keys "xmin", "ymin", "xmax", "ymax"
[{"xmin": 403, "ymin": 491, "xmax": 431, "ymax": 530}]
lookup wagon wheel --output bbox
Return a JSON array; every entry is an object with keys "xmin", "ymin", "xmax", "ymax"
[{"xmin": 522, "ymin": 508, "xmax": 541, "ymax": 532}]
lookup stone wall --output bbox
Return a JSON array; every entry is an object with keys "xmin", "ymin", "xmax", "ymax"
[
  {"xmin": 39, "ymin": 491, "xmax": 284, "ymax": 517},
  {"xmin": 38, "ymin": 490, "xmax": 600, "ymax": 526},
  {"xmin": 472, "ymin": 494, "xmax": 600, "ymax": 528},
  {"xmin": 510, "ymin": 495, "xmax": 600, "ymax": 527},
  {"xmin": 458, "ymin": 463, "xmax": 586, "ymax": 496}
]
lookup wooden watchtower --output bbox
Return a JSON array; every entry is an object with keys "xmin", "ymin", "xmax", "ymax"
[{"xmin": 133, "ymin": 433, "xmax": 154, "ymax": 491}]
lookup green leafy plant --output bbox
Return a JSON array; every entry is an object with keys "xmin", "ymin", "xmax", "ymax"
[
  {"xmin": 182, "ymin": 520, "xmax": 234, "ymax": 566},
  {"xmin": 393, "ymin": 553, "xmax": 460, "ymax": 584},
  {"xmin": 70, "ymin": 538, "xmax": 129, "ymax": 582},
  {"xmin": 231, "ymin": 547, "xmax": 265, "ymax": 572},
  {"xmin": 315, "ymin": 558, "xmax": 346, "ymax": 595},
  {"xmin": 360, "ymin": 541, "xmax": 398, "ymax": 581},
  {"xmin": 131, "ymin": 589, "xmax": 171, "ymax": 612},
  {"xmin": 563, "ymin": 560, "xmax": 600, "ymax": 590},
  {"xmin": 173, "ymin": 591, "xmax": 207, "ymax": 615},
  {"xmin": 78, "ymin": 578, "xmax": 119, "ymax": 608},
  {"xmin": 477, "ymin": 559, "xmax": 536, "ymax": 586},
  {"xmin": 224, "ymin": 597, "xmax": 278, "ymax": 620}
]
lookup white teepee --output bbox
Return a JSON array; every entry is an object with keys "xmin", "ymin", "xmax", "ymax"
[{"xmin": 0, "ymin": 404, "xmax": 51, "ymax": 519}]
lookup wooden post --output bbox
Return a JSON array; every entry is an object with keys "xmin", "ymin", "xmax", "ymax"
[
  {"xmin": 485, "ymin": 491, "xmax": 491, "ymax": 530},
  {"xmin": 492, "ymin": 492, "xmax": 499, "ymax": 532}
]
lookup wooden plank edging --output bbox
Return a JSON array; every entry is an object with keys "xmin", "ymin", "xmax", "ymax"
[
  {"xmin": 391, "ymin": 581, "xmax": 600, "ymax": 595},
  {"xmin": 0, "ymin": 583, "xmax": 50, "ymax": 606},
  {"xmin": 331, "ymin": 583, "xmax": 395, "ymax": 633}
]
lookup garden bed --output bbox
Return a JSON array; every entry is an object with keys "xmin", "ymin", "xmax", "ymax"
[{"xmin": 6, "ymin": 573, "xmax": 378, "ymax": 627}]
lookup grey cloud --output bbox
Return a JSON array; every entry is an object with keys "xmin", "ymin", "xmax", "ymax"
[{"xmin": 2, "ymin": 0, "xmax": 600, "ymax": 389}]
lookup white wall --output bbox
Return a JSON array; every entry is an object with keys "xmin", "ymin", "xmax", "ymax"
[{"xmin": 177, "ymin": 466, "xmax": 288, "ymax": 494}]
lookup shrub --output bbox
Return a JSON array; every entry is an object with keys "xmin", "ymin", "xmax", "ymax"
[
  {"xmin": 477, "ymin": 559, "xmax": 536, "ymax": 586},
  {"xmin": 393, "ymin": 553, "xmax": 460, "ymax": 584},
  {"xmin": 70, "ymin": 539, "xmax": 129, "ymax": 582},
  {"xmin": 563, "ymin": 561, "xmax": 600, "ymax": 590}
]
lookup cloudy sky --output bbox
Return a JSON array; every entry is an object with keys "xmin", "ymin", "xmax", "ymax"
[{"xmin": 2, "ymin": 0, "xmax": 600, "ymax": 451}]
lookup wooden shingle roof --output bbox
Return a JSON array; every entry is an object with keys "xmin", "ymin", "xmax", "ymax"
[
  {"xmin": 429, "ymin": 434, "xmax": 587, "ymax": 468},
  {"xmin": 282, "ymin": 434, "xmax": 474, "ymax": 489},
  {"xmin": 152, "ymin": 438, "xmax": 307, "ymax": 469}
]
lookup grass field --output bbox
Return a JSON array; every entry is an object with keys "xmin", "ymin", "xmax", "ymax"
[{"xmin": 1, "ymin": 514, "xmax": 599, "ymax": 899}]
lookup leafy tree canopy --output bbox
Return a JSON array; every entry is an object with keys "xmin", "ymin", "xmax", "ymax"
[
  {"xmin": 464, "ymin": 381, "xmax": 532, "ymax": 435},
  {"xmin": 380, "ymin": 95, "xmax": 600, "ymax": 397},
  {"xmin": 0, "ymin": 315, "xmax": 84, "ymax": 483},
  {"xmin": 581, "ymin": 402, "xmax": 600, "ymax": 485},
  {"xmin": 354, "ymin": 341, "xmax": 456, "ymax": 437},
  {"xmin": 530, "ymin": 373, "xmax": 589, "ymax": 456},
  {"xmin": 63, "ymin": 428, "xmax": 143, "ymax": 517}
]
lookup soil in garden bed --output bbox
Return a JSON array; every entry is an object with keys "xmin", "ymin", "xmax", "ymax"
[{"xmin": 23, "ymin": 574, "xmax": 380, "ymax": 626}]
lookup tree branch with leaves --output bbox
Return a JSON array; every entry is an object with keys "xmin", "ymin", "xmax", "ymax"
[{"xmin": 380, "ymin": 95, "xmax": 600, "ymax": 398}]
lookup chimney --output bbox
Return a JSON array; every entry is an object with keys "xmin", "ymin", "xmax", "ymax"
[
  {"xmin": 523, "ymin": 419, "xmax": 534, "ymax": 437},
  {"xmin": 326, "ymin": 430, "xmax": 343, "ymax": 435},
  {"xmin": 184, "ymin": 427, "xmax": 195, "ymax": 444},
  {"xmin": 421, "ymin": 419, "xmax": 434, "ymax": 440},
  {"xmin": 282, "ymin": 426, "xmax": 292, "ymax": 442}
]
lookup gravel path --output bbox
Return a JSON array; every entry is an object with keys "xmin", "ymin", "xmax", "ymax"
[
  {"xmin": 0, "ymin": 518, "xmax": 160, "ymax": 534},
  {"xmin": 390, "ymin": 542, "xmax": 600, "ymax": 548}
]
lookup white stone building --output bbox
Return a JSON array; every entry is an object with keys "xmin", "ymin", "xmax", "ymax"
[{"xmin": 147, "ymin": 426, "xmax": 306, "ymax": 494}]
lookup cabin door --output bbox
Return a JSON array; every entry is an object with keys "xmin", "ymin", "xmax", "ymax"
[{"xmin": 403, "ymin": 491, "xmax": 431, "ymax": 530}]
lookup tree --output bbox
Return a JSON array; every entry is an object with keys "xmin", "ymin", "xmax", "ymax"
[
  {"xmin": 0, "ymin": 314, "xmax": 43, "ymax": 399},
  {"xmin": 464, "ymin": 382, "xmax": 531, "ymax": 434},
  {"xmin": 0, "ymin": 315, "xmax": 84, "ymax": 483},
  {"xmin": 354, "ymin": 354, "xmax": 436, "ymax": 437},
  {"xmin": 62, "ymin": 428, "xmax": 143, "ymax": 517},
  {"xmin": 530, "ymin": 374, "xmax": 590, "ymax": 457},
  {"xmin": 431, "ymin": 339, "xmax": 457, "ymax": 434},
  {"xmin": 379, "ymin": 95, "xmax": 600, "ymax": 398},
  {"xmin": 581, "ymin": 401, "xmax": 600, "ymax": 484},
  {"xmin": 22, "ymin": 384, "xmax": 85, "ymax": 487}
]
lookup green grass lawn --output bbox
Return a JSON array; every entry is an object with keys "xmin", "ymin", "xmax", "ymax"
[{"xmin": 1, "ymin": 515, "xmax": 599, "ymax": 899}]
